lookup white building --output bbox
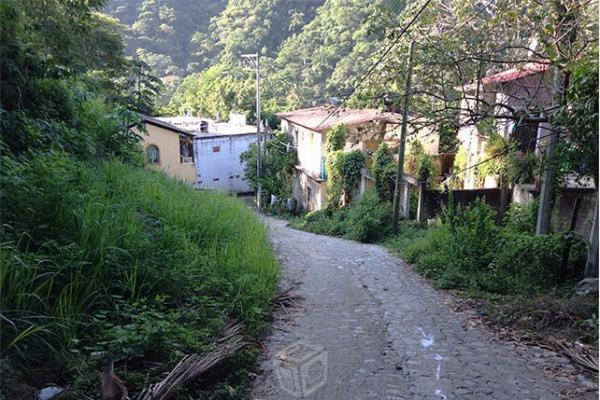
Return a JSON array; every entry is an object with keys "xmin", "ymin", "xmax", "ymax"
[{"xmin": 157, "ymin": 114, "xmax": 261, "ymax": 193}]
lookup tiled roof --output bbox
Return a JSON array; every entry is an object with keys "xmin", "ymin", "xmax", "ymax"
[
  {"xmin": 460, "ymin": 62, "xmax": 550, "ymax": 92},
  {"xmin": 276, "ymin": 107, "xmax": 402, "ymax": 132},
  {"xmin": 481, "ymin": 62, "xmax": 549, "ymax": 85}
]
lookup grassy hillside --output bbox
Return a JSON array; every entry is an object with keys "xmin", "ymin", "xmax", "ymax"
[{"xmin": 1, "ymin": 154, "xmax": 278, "ymax": 398}]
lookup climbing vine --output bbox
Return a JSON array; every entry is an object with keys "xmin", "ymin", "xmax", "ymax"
[
  {"xmin": 404, "ymin": 140, "xmax": 439, "ymax": 188},
  {"xmin": 371, "ymin": 143, "xmax": 396, "ymax": 202},
  {"xmin": 325, "ymin": 124, "xmax": 365, "ymax": 208}
]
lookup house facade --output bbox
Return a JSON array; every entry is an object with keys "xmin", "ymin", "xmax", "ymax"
[
  {"xmin": 278, "ymin": 107, "xmax": 437, "ymax": 212},
  {"xmin": 135, "ymin": 115, "xmax": 196, "ymax": 183},
  {"xmin": 157, "ymin": 114, "xmax": 261, "ymax": 193},
  {"xmin": 456, "ymin": 62, "xmax": 553, "ymax": 189}
]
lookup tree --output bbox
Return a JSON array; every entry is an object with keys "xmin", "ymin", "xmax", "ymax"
[{"xmin": 240, "ymin": 131, "xmax": 297, "ymax": 200}]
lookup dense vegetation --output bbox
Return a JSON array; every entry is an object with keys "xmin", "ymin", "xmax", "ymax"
[
  {"xmin": 383, "ymin": 200, "xmax": 598, "ymax": 343},
  {"xmin": 1, "ymin": 0, "xmax": 278, "ymax": 397},
  {"xmin": 240, "ymin": 130, "xmax": 298, "ymax": 205},
  {"xmin": 105, "ymin": 0, "xmax": 411, "ymax": 117}
]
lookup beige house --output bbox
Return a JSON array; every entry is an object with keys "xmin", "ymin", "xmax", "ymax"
[
  {"xmin": 278, "ymin": 107, "xmax": 437, "ymax": 211},
  {"xmin": 133, "ymin": 115, "xmax": 196, "ymax": 184},
  {"xmin": 456, "ymin": 62, "xmax": 553, "ymax": 189}
]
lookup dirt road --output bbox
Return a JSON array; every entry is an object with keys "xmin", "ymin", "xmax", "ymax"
[{"xmin": 252, "ymin": 217, "xmax": 593, "ymax": 400}]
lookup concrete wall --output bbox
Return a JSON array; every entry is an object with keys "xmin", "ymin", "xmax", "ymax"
[
  {"xmin": 194, "ymin": 134, "xmax": 255, "ymax": 193},
  {"xmin": 416, "ymin": 188, "xmax": 503, "ymax": 221},
  {"xmin": 417, "ymin": 185, "xmax": 597, "ymax": 239},
  {"xmin": 552, "ymin": 189, "xmax": 597, "ymax": 237},
  {"xmin": 136, "ymin": 124, "xmax": 196, "ymax": 184},
  {"xmin": 282, "ymin": 119, "xmax": 324, "ymax": 178},
  {"xmin": 292, "ymin": 169, "xmax": 327, "ymax": 212},
  {"xmin": 515, "ymin": 185, "xmax": 597, "ymax": 238}
]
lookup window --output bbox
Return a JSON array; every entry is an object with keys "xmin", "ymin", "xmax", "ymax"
[
  {"xmin": 212, "ymin": 146, "xmax": 220, "ymax": 153},
  {"xmin": 180, "ymin": 136, "xmax": 194, "ymax": 163},
  {"xmin": 512, "ymin": 121, "xmax": 539, "ymax": 152},
  {"xmin": 146, "ymin": 144, "xmax": 160, "ymax": 164}
]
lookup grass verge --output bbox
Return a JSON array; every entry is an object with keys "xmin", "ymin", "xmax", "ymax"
[{"xmin": 1, "ymin": 153, "xmax": 278, "ymax": 398}]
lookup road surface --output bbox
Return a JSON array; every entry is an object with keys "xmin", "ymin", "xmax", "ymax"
[{"xmin": 252, "ymin": 216, "xmax": 594, "ymax": 400}]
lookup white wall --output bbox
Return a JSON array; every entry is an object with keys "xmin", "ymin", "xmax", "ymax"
[
  {"xmin": 281, "ymin": 119, "xmax": 324, "ymax": 178},
  {"xmin": 194, "ymin": 134, "xmax": 256, "ymax": 193}
]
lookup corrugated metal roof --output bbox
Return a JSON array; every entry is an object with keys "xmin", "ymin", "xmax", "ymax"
[{"xmin": 139, "ymin": 114, "xmax": 195, "ymax": 136}]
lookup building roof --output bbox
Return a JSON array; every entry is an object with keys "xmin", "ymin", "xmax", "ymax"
[
  {"xmin": 481, "ymin": 62, "xmax": 549, "ymax": 85},
  {"xmin": 461, "ymin": 62, "xmax": 550, "ymax": 92},
  {"xmin": 157, "ymin": 115, "xmax": 258, "ymax": 138},
  {"xmin": 138, "ymin": 114, "xmax": 195, "ymax": 137},
  {"xmin": 276, "ymin": 107, "xmax": 402, "ymax": 133}
]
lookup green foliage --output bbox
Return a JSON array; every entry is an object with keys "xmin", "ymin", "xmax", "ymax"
[
  {"xmin": 503, "ymin": 200, "xmax": 539, "ymax": 234},
  {"xmin": 291, "ymin": 191, "xmax": 390, "ymax": 243},
  {"xmin": 384, "ymin": 200, "xmax": 588, "ymax": 295},
  {"xmin": 106, "ymin": 0, "xmax": 227, "ymax": 75},
  {"xmin": 340, "ymin": 150, "xmax": 366, "ymax": 204},
  {"xmin": 447, "ymin": 145, "xmax": 468, "ymax": 189},
  {"xmin": 325, "ymin": 150, "xmax": 345, "ymax": 207},
  {"xmin": 325, "ymin": 125, "xmax": 348, "ymax": 153},
  {"xmin": 404, "ymin": 140, "xmax": 440, "ymax": 188},
  {"xmin": 167, "ymin": 64, "xmax": 254, "ymax": 120},
  {"xmin": 343, "ymin": 191, "xmax": 392, "ymax": 242},
  {"xmin": 1, "ymin": 156, "xmax": 278, "ymax": 397},
  {"xmin": 324, "ymin": 125, "xmax": 365, "ymax": 207},
  {"xmin": 272, "ymin": 0, "xmax": 402, "ymax": 103},
  {"xmin": 477, "ymin": 133, "xmax": 510, "ymax": 186},
  {"xmin": 507, "ymin": 151, "xmax": 539, "ymax": 185},
  {"xmin": 371, "ymin": 142, "xmax": 396, "ymax": 202},
  {"xmin": 240, "ymin": 131, "xmax": 298, "ymax": 200},
  {"xmin": 1, "ymin": 0, "xmax": 278, "ymax": 397},
  {"xmin": 106, "ymin": 0, "xmax": 323, "ymax": 79},
  {"xmin": 552, "ymin": 58, "xmax": 599, "ymax": 185}
]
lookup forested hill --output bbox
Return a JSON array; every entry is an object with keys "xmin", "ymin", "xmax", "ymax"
[
  {"xmin": 105, "ymin": 0, "xmax": 325, "ymax": 77},
  {"xmin": 104, "ymin": 0, "xmax": 408, "ymax": 118}
]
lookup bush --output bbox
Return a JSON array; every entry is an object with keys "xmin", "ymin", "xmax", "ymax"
[
  {"xmin": 292, "ymin": 191, "xmax": 390, "ymax": 243},
  {"xmin": 384, "ymin": 200, "xmax": 587, "ymax": 295},
  {"xmin": 371, "ymin": 143, "xmax": 396, "ymax": 202},
  {"xmin": 343, "ymin": 191, "xmax": 391, "ymax": 242}
]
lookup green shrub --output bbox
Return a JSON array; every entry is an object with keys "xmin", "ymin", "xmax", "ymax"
[
  {"xmin": 292, "ymin": 191, "xmax": 390, "ymax": 243},
  {"xmin": 371, "ymin": 143, "xmax": 396, "ymax": 202},
  {"xmin": 445, "ymin": 198, "xmax": 499, "ymax": 273},
  {"xmin": 343, "ymin": 191, "xmax": 391, "ymax": 243},
  {"xmin": 384, "ymin": 198, "xmax": 585, "ymax": 295},
  {"xmin": 504, "ymin": 200, "xmax": 538, "ymax": 234}
]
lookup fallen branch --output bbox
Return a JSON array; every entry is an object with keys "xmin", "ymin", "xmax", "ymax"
[
  {"xmin": 272, "ymin": 288, "xmax": 303, "ymax": 309},
  {"xmin": 136, "ymin": 321, "xmax": 249, "ymax": 400},
  {"xmin": 551, "ymin": 339, "xmax": 599, "ymax": 374}
]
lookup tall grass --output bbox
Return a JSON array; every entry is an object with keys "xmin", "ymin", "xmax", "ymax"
[{"xmin": 1, "ymin": 153, "xmax": 278, "ymax": 395}]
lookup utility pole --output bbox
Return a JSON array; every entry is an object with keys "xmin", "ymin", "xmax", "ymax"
[
  {"xmin": 242, "ymin": 53, "xmax": 262, "ymax": 208},
  {"xmin": 392, "ymin": 41, "xmax": 415, "ymax": 231},
  {"xmin": 535, "ymin": 68, "xmax": 564, "ymax": 235}
]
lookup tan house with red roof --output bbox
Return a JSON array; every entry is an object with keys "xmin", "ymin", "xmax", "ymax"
[
  {"xmin": 277, "ymin": 107, "xmax": 437, "ymax": 211},
  {"xmin": 456, "ymin": 62, "xmax": 554, "ymax": 189}
]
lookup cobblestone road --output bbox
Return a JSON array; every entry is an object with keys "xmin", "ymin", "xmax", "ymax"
[{"xmin": 252, "ymin": 217, "xmax": 595, "ymax": 400}]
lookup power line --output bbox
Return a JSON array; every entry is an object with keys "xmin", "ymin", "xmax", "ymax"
[{"xmin": 313, "ymin": 0, "xmax": 433, "ymax": 131}]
